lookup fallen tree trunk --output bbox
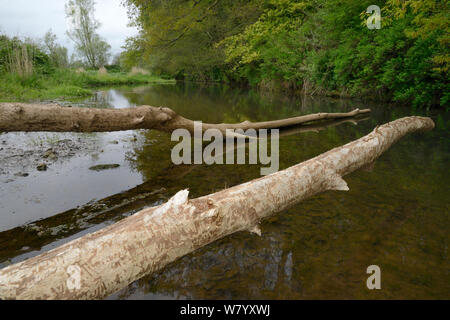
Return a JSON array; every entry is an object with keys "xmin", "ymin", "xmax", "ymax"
[
  {"xmin": 0, "ymin": 102, "xmax": 370, "ymax": 134},
  {"xmin": 0, "ymin": 116, "xmax": 434, "ymax": 300},
  {"xmin": 0, "ymin": 117, "xmax": 369, "ymax": 263}
]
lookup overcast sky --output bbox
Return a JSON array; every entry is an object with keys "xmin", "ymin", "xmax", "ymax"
[{"xmin": 0, "ymin": 0, "xmax": 139, "ymax": 57}]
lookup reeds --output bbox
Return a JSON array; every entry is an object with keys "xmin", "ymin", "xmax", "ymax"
[{"xmin": 7, "ymin": 43, "xmax": 34, "ymax": 78}]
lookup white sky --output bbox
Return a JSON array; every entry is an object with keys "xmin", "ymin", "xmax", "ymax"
[{"xmin": 0, "ymin": 0, "xmax": 139, "ymax": 57}]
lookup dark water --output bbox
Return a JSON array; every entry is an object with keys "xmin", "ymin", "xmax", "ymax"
[{"xmin": 0, "ymin": 83, "xmax": 448, "ymax": 299}]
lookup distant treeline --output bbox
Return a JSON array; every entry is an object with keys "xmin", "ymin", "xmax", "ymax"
[{"xmin": 122, "ymin": 0, "xmax": 449, "ymax": 108}]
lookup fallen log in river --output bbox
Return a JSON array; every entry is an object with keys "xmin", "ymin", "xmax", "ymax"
[
  {"xmin": 0, "ymin": 117, "xmax": 369, "ymax": 263},
  {"xmin": 0, "ymin": 102, "xmax": 370, "ymax": 134},
  {"xmin": 0, "ymin": 116, "xmax": 434, "ymax": 299}
]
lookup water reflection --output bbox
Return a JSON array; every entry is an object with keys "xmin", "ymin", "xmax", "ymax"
[
  {"xmin": 0, "ymin": 83, "xmax": 448, "ymax": 299},
  {"xmin": 114, "ymin": 84, "xmax": 450, "ymax": 299},
  {"xmin": 86, "ymin": 89, "xmax": 136, "ymax": 109},
  {"xmin": 0, "ymin": 118, "xmax": 366, "ymax": 264},
  {"xmin": 0, "ymin": 90, "xmax": 144, "ymax": 231}
]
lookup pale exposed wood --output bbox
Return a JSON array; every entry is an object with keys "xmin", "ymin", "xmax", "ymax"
[
  {"xmin": 0, "ymin": 117, "xmax": 368, "ymax": 262},
  {"xmin": 0, "ymin": 102, "xmax": 370, "ymax": 134},
  {"xmin": 0, "ymin": 116, "xmax": 434, "ymax": 300}
]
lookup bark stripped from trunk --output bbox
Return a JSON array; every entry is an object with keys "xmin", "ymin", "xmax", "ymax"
[
  {"xmin": 0, "ymin": 116, "xmax": 434, "ymax": 300},
  {"xmin": 0, "ymin": 117, "xmax": 369, "ymax": 263},
  {"xmin": 0, "ymin": 102, "xmax": 370, "ymax": 134}
]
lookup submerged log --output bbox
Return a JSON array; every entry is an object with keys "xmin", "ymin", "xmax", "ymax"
[
  {"xmin": 0, "ymin": 102, "xmax": 370, "ymax": 134},
  {"xmin": 0, "ymin": 116, "xmax": 434, "ymax": 299}
]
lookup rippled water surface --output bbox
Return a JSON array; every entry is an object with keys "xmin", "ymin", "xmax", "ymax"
[{"xmin": 0, "ymin": 83, "xmax": 448, "ymax": 299}]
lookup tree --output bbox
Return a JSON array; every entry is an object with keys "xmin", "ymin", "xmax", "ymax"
[
  {"xmin": 42, "ymin": 30, "xmax": 69, "ymax": 68},
  {"xmin": 0, "ymin": 34, "xmax": 53, "ymax": 76},
  {"xmin": 65, "ymin": 0, "xmax": 111, "ymax": 68},
  {"xmin": 0, "ymin": 102, "xmax": 369, "ymax": 134}
]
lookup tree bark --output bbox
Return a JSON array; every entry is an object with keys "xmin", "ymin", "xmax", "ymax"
[
  {"xmin": 0, "ymin": 102, "xmax": 370, "ymax": 134},
  {"xmin": 0, "ymin": 116, "xmax": 434, "ymax": 300},
  {"xmin": 0, "ymin": 117, "xmax": 369, "ymax": 263}
]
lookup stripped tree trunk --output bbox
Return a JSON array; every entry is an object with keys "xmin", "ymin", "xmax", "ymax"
[
  {"xmin": 0, "ymin": 102, "xmax": 370, "ymax": 134},
  {"xmin": 0, "ymin": 116, "xmax": 370, "ymax": 263},
  {"xmin": 0, "ymin": 116, "xmax": 434, "ymax": 300}
]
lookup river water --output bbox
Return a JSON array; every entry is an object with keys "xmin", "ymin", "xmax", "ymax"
[{"xmin": 0, "ymin": 83, "xmax": 448, "ymax": 299}]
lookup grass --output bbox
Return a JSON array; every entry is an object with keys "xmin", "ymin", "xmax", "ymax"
[{"xmin": 0, "ymin": 69, "xmax": 175, "ymax": 102}]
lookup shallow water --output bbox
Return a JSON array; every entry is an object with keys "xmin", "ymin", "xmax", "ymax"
[{"xmin": 0, "ymin": 83, "xmax": 448, "ymax": 299}]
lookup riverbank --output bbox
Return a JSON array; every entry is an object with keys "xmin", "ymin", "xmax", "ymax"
[{"xmin": 0, "ymin": 69, "xmax": 175, "ymax": 102}]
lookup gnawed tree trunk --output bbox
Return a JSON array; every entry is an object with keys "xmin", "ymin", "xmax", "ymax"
[
  {"xmin": 0, "ymin": 117, "xmax": 369, "ymax": 263},
  {"xmin": 0, "ymin": 116, "xmax": 434, "ymax": 300},
  {"xmin": 0, "ymin": 102, "xmax": 370, "ymax": 134}
]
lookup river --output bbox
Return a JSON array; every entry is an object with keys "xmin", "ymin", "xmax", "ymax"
[{"xmin": 0, "ymin": 83, "xmax": 448, "ymax": 299}]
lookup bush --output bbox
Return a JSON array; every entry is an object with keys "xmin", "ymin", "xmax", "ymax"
[
  {"xmin": 0, "ymin": 35, "xmax": 53, "ymax": 76},
  {"xmin": 104, "ymin": 64, "xmax": 121, "ymax": 73}
]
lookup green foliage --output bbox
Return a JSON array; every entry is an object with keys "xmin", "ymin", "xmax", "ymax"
[
  {"xmin": 0, "ymin": 67, "xmax": 174, "ymax": 102},
  {"xmin": 119, "ymin": 36, "xmax": 147, "ymax": 72},
  {"xmin": 0, "ymin": 31, "xmax": 173, "ymax": 102},
  {"xmin": 43, "ymin": 30, "xmax": 69, "ymax": 68},
  {"xmin": 124, "ymin": 0, "xmax": 448, "ymax": 108},
  {"xmin": 66, "ymin": 0, "xmax": 111, "ymax": 68},
  {"xmin": 384, "ymin": 0, "xmax": 449, "ymax": 73},
  {"xmin": 219, "ymin": 0, "xmax": 309, "ymax": 69},
  {"xmin": 123, "ymin": 0, "xmax": 265, "ymax": 81},
  {"xmin": 104, "ymin": 64, "xmax": 122, "ymax": 73}
]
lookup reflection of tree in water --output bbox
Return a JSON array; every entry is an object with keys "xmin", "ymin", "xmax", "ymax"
[
  {"xmin": 3, "ymin": 84, "xmax": 448, "ymax": 299},
  {"xmin": 125, "ymin": 114, "xmax": 371, "ymax": 190},
  {"xmin": 120, "ymin": 83, "xmax": 308, "ymax": 122},
  {"xmin": 116, "ymin": 229, "xmax": 300, "ymax": 299},
  {"xmin": 114, "ymin": 165, "xmax": 449, "ymax": 300},
  {"xmin": 122, "ymin": 84, "xmax": 376, "ymax": 185},
  {"xmin": 114, "ymin": 86, "xmax": 449, "ymax": 299},
  {"xmin": 125, "ymin": 129, "xmax": 176, "ymax": 182}
]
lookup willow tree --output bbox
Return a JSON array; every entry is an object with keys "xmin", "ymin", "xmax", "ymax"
[
  {"xmin": 122, "ymin": 0, "xmax": 264, "ymax": 79},
  {"xmin": 65, "ymin": 0, "xmax": 111, "ymax": 68}
]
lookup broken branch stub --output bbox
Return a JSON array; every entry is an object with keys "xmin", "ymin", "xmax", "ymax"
[{"xmin": 0, "ymin": 116, "xmax": 434, "ymax": 300}]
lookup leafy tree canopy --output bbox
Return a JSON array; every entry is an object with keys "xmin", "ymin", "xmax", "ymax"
[{"xmin": 123, "ymin": 0, "xmax": 449, "ymax": 108}]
